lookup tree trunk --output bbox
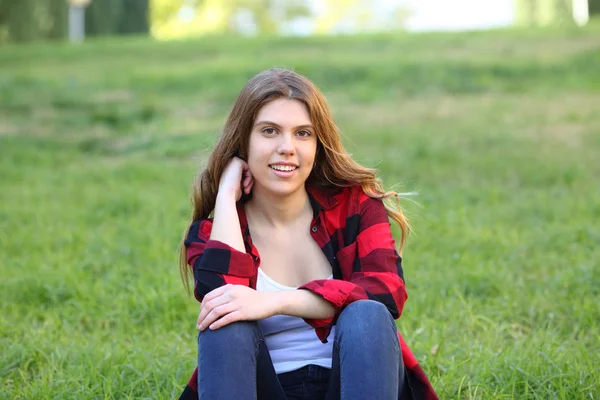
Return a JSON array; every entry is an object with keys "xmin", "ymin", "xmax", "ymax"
[
  {"xmin": 6, "ymin": 0, "xmax": 40, "ymax": 42},
  {"xmin": 515, "ymin": 0, "xmax": 539, "ymax": 26},
  {"xmin": 85, "ymin": 0, "xmax": 122, "ymax": 36},
  {"xmin": 47, "ymin": 0, "xmax": 69, "ymax": 39},
  {"xmin": 118, "ymin": 0, "xmax": 149, "ymax": 35}
]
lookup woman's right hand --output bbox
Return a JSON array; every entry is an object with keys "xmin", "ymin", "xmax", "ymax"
[{"xmin": 218, "ymin": 157, "xmax": 254, "ymax": 201}]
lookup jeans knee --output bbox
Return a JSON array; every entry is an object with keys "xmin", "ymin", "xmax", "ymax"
[
  {"xmin": 336, "ymin": 300, "xmax": 395, "ymax": 337},
  {"xmin": 198, "ymin": 320, "xmax": 260, "ymax": 350},
  {"xmin": 335, "ymin": 301, "xmax": 400, "ymax": 360}
]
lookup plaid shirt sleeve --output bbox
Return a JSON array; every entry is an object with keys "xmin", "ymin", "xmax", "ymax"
[
  {"xmin": 182, "ymin": 219, "xmax": 256, "ymax": 395},
  {"xmin": 185, "ymin": 219, "xmax": 255, "ymax": 302},
  {"xmin": 299, "ymin": 190, "xmax": 408, "ymax": 343}
]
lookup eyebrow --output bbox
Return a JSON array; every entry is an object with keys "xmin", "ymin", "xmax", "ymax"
[{"xmin": 254, "ymin": 120, "xmax": 313, "ymax": 130}]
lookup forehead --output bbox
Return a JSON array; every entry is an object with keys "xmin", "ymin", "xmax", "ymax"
[{"xmin": 255, "ymin": 98, "xmax": 312, "ymax": 125}]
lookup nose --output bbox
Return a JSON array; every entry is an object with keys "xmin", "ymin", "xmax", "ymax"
[{"xmin": 277, "ymin": 132, "xmax": 295, "ymax": 156}]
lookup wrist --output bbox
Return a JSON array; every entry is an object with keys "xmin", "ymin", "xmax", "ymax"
[
  {"xmin": 216, "ymin": 189, "xmax": 238, "ymax": 204},
  {"xmin": 270, "ymin": 291, "xmax": 292, "ymax": 315}
]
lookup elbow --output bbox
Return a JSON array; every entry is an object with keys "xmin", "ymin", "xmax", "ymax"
[
  {"xmin": 194, "ymin": 282, "xmax": 209, "ymax": 302},
  {"xmin": 383, "ymin": 281, "xmax": 407, "ymax": 319},
  {"xmin": 193, "ymin": 270, "xmax": 227, "ymax": 302},
  {"xmin": 394, "ymin": 286, "xmax": 408, "ymax": 318}
]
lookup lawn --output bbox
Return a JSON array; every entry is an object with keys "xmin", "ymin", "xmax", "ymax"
[{"xmin": 1, "ymin": 24, "xmax": 599, "ymax": 399}]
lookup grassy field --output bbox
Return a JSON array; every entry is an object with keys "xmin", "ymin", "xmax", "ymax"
[{"xmin": 1, "ymin": 24, "xmax": 599, "ymax": 399}]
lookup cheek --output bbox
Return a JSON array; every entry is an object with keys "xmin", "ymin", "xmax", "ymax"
[
  {"xmin": 247, "ymin": 135, "xmax": 268, "ymax": 172},
  {"xmin": 303, "ymin": 141, "xmax": 318, "ymax": 165}
]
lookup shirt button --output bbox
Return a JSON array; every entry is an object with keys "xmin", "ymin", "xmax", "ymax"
[{"xmin": 311, "ymin": 226, "xmax": 318, "ymax": 233}]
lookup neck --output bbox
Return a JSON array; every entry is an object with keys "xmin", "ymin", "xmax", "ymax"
[{"xmin": 246, "ymin": 185, "xmax": 312, "ymax": 230}]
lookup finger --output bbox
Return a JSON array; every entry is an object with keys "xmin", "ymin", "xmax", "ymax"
[
  {"xmin": 197, "ymin": 295, "xmax": 229, "ymax": 329},
  {"xmin": 201, "ymin": 285, "xmax": 230, "ymax": 309},
  {"xmin": 209, "ymin": 310, "xmax": 243, "ymax": 330},
  {"xmin": 201, "ymin": 303, "xmax": 238, "ymax": 331}
]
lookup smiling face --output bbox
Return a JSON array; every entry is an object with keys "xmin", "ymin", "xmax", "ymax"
[{"xmin": 247, "ymin": 98, "xmax": 317, "ymax": 198}]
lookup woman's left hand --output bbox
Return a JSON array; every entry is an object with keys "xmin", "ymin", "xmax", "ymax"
[{"xmin": 197, "ymin": 284, "xmax": 278, "ymax": 331}]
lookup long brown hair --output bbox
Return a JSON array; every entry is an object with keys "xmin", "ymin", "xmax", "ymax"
[{"xmin": 179, "ymin": 68, "xmax": 410, "ymax": 291}]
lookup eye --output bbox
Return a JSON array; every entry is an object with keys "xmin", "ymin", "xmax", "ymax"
[
  {"xmin": 262, "ymin": 127, "xmax": 277, "ymax": 135},
  {"xmin": 296, "ymin": 130, "xmax": 312, "ymax": 138}
]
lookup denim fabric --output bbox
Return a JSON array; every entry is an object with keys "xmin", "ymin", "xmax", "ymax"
[
  {"xmin": 278, "ymin": 364, "xmax": 331, "ymax": 400},
  {"xmin": 197, "ymin": 300, "xmax": 404, "ymax": 400}
]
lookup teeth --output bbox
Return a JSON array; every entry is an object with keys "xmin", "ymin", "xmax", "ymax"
[{"xmin": 271, "ymin": 165, "xmax": 296, "ymax": 172}]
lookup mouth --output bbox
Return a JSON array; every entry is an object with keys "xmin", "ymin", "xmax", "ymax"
[{"xmin": 269, "ymin": 164, "xmax": 299, "ymax": 172}]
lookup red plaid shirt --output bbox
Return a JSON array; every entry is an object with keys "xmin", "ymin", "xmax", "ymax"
[{"xmin": 179, "ymin": 185, "xmax": 438, "ymax": 400}]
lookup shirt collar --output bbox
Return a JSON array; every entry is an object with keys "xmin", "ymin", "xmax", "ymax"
[{"xmin": 306, "ymin": 185, "xmax": 339, "ymax": 219}]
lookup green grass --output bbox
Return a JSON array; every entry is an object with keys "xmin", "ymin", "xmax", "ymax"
[{"xmin": 1, "ymin": 24, "xmax": 600, "ymax": 399}]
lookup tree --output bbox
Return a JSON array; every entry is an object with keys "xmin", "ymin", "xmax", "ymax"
[
  {"xmin": 5, "ymin": 0, "xmax": 40, "ymax": 42},
  {"xmin": 151, "ymin": 0, "xmax": 312, "ymax": 39},
  {"xmin": 85, "ymin": 0, "xmax": 149, "ymax": 36},
  {"xmin": 515, "ymin": 0, "xmax": 575, "ymax": 26},
  {"xmin": 85, "ymin": 0, "xmax": 122, "ymax": 36},
  {"xmin": 590, "ymin": 0, "xmax": 600, "ymax": 15},
  {"xmin": 0, "ymin": 0, "xmax": 69, "ymax": 43},
  {"xmin": 48, "ymin": 0, "xmax": 69, "ymax": 39},
  {"xmin": 118, "ymin": 0, "xmax": 149, "ymax": 34}
]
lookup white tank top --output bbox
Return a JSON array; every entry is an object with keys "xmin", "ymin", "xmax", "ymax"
[{"xmin": 256, "ymin": 267, "xmax": 335, "ymax": 374}]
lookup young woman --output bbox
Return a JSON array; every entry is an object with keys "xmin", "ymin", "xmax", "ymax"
[{"xmin": 178, "ymin": 68, "xmax": 437, "ymax": 400}]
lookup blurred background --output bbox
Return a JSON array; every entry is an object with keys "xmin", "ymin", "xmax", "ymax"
[
  {"xmin": 1, "ymin": 1, "xmax": 599, "ymax": 399},
  {"xmin": 0, "ymin": 0, "xmax": 598, "ymax": 42}
]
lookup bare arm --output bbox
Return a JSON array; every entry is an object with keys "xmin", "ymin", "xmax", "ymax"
[
  {"xmin": 272, "ymin": 290, "xmax": 336, "ymax": 320},
  {"xmin": 198, "ymin": 285, "xmax": 336, "ymax": 331},
  {"xmin": 209, "ymin": 191, "xmax": 245, "ymax": 253},
  {"xmin": 209, "ymin": 157, "xmax": 254, "ymax": 253}
]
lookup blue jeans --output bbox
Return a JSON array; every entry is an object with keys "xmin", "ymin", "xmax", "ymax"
[{"xmin": 197, "ymin": 300, "xmax": 405, "ymax": 400}]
